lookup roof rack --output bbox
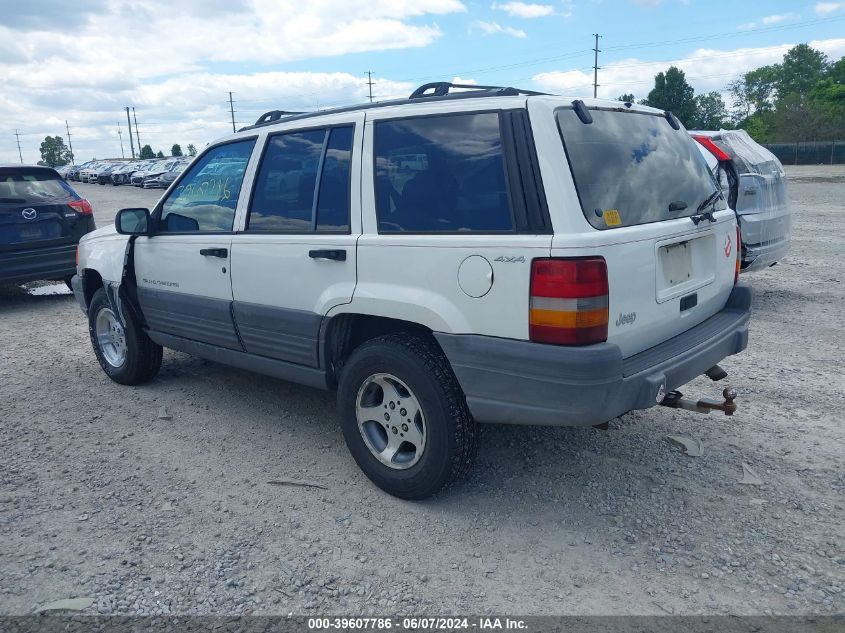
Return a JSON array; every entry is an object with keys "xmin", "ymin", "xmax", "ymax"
[
  {"xmin": 408, "ymin": 82, "xmax": 546, "ymax": 99},
  {"xmin": 252, "ymin": 110, "xmax": 306, "ymax": 126},
  {"xmin": 240, "ymin": 82, "xmax": 547, "ymax": 132}
]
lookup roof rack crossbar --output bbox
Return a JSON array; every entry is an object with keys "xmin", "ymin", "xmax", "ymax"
[
  {"xmin": 253, "ymin": 110, "xmax": 306, "ymax": 126},
  {"xmin": 408, "ymin": 82, "xmax": 546, "ymax": 100}
]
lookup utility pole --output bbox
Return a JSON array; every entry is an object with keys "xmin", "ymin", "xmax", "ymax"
[
  {"xmin": 228, "ymin": 92, "xmax": 236, "ymax": 133},
  {"xmin": 117, "ymin": 124, "xmax": 125, "ymax": 159},
  {"xmin": 65, "ymin": 120, "xmax": 75, "ymax": 165},
  {"xmin": 132, "ymin": 107, "xmax": 141, "ymax": 152},
  {"xmin": 592, "ymin": 33, "xmax": 602, "ymax": 98},
  {"xmin": 125, "ymin": 107, "xmax": 136, "ymax": 158},
  {"xmin": 366, "ymin": 71, "xmax": 375, "ymax": 103},
  {"xmin": 14, "ymin": 129, "xmax": 23, "ymax": 163}
]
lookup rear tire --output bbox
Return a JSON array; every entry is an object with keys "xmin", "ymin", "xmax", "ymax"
[
  {"xmin": 87, "ymin": 287, "xmax": 162, "ymax": 385},
  {"xmin": 337, "ymin": 334, "xmax": 478, "ymax": 499}
]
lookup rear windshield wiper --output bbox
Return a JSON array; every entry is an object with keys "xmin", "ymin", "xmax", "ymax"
[{"xmin": 691, "ymin": 189, "xmax": 722, "ymax": 225}]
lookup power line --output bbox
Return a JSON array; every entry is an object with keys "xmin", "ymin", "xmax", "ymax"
[
  {"xmin": 366, "ymin": 71, "xmax": 375, "ymax": 103},
  {"xmin": 13, "ymin": 129, "xmax": 23, "ymax": 163},
  {"xmin": 592, "ymin": 33, "xmax": 601, "ymax": 98},
  {"xmin": 65, "ymin": 121, "xmax": 75, "ymax": 165},
  {"xmin": 228, "ymin": 92, "xmax": 236, "ymax": 133},
  {"xmin": 125, "ymin": 107, "xmax": 136, "ymax": 158}
]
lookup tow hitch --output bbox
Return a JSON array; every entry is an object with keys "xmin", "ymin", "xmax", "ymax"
[{"xmin": 660, "ymin": 386, "xmax": 738, "ymax": 416}]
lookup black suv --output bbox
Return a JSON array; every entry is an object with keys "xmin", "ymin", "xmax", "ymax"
[{"xmin": 0, "ymin": 166, "xmax": 96, "ymax": 287}]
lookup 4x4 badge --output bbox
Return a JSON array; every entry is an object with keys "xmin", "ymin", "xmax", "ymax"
[{"xmin": 724, "ymin": 234, "xmax": 732, "ymax": 258}]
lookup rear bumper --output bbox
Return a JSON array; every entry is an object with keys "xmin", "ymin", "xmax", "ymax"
[
  {"xmin": 0, "ymin": 243, "xmax": 77, "ymax": 284},
  {"xmin": 435, "ymin": 283, "xmax": 751, "ymax": 427},
  {"xmin": 741, "ymin": 236, "xmax": 790, "ymax": 271},
  {"xmin": 739, "ymin": 210, "xmax": 791, "ymax": 271}
]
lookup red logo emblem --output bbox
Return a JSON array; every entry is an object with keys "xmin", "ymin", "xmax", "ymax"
[{"xmin": 724, "ymin": 234, "xmax": 732, "ymax": 258}]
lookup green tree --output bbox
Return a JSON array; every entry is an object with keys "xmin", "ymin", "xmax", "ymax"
[
  {"xmin": 139, "ymin": 144, "xmax": 155, "ymax": 159},
  {"xmin": 691, "ymin": 92, "xmax": 729, "ymax": 130},
  {"xmin": 39, "ymin": 135, "xmax": 73, "ymax": 167},
  {"xmin": 186, "ymin": 143, "xmax": 197, "ymax": 156},
  {"xmin": 156, "ymin": 150, "xmax": 164, "ymax": 158},
  {"xmin": 826, "ymin": 57, "xmax": 845, "ymax": 85},
  {"xmin": 171, "ymin": 143, "xmax": 183, "ymax": 156},
  {"xmin": 778, "ymin": 44, "xmax": 828, "ymax": 99},
  {"xmin": 643, "ymin": 66, "xmax": 696, "ymax": 125},
  {"xmin": 616, "ymin": 93, "xmax": 636, "ymax": 103}
]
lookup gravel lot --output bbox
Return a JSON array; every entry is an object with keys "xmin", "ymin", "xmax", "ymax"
[{"xmin": 1, "ymin": 169, "xmax": 843, "ymax": 617}]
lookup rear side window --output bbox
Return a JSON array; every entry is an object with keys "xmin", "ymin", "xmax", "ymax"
[
  {"xmin": 248, "ymin": 125, "xmax": 354, "ymax": 233},
  {"xmin": 0, "ymin": 169, "xmax": 77, "ymax": 203},
  {"xmin": 374, "ymin": 112, "xmax": 513, "ymax": 233},
  {"xmin": 557, "ymin": 108, "xmax": 724, "ymax": 230}
]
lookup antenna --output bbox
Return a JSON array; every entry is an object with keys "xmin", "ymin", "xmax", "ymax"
[
  {"xmin": 228, "ymin": 92, "xmax": 237, "ymax": 132},
  {"xmin": 14, "ymin": 129, "xmax": 23, "ymax": 163},
  {"xmin": 592, "ymin": 33, "xmax": 602, "ymax": 98},
  {"xmin": 366, "ymin": 72, "xmax": 375, "ymax": 103}
]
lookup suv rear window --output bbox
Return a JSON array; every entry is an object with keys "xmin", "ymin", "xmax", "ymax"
[
  {"xmin": 0, "ymin": 168, "xmax": 77, "ymax": 203},
  {"xmin": 557, "ymin": 108, "xmax": 723, "ymax": 230}
]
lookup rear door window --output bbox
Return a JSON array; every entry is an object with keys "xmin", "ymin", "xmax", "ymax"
[
  {"xmin": 374, "ymin": 112, "xmax": 514, "ymax": 233},
  {"xmin": 557, "ymin": 108, "xmax": 724, "ymax": 230},
  {"xmin": 247, "ymin": 125, "xmax": 354, "ymax": 233}
]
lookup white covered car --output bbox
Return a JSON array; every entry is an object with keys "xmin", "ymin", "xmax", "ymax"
[{"xmin": 692, "ymin": 130, "xmax": 792, "ymax": 272}]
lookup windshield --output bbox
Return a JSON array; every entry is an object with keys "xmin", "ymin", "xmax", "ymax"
[{"xmin": 557, "ymin": 107, "xmax": 724, "ymax": 230}]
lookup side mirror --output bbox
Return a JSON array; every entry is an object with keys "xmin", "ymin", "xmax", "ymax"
[{"xmin": 115, "ymin": 208, "xmax": 151, "ymax": 235}]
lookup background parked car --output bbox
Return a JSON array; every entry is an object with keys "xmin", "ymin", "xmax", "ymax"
[
  {"xmin": 95, "ymin": 163, "xmax": 123, "ymax": 184},
  {"xmin": 133, "ymin": 159, "xmax": 176, "ymax": 187},
  {"xmin": 692, "ymin": 130, "xmax": 792, "ymax": 271},
  {"xmin": 0, "ymin": 165, "xmax": 96, "ymax": 287},
  {"xmin": 109, "ymin": 161, "xmax": 146, "ymax": 185},
  {"xmin": 143, "ymin": 159, "xmax": 189, "ymax": 188}
]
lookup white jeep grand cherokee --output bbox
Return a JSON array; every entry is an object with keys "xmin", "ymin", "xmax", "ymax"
[{"xmin": 72, "ymin": 83, "xmax": 750, "ymax": 499}]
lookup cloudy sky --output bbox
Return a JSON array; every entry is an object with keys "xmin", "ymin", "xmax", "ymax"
[{"xmin": 2, "ymin": 0, "xmax": 844, "ymax": 164}]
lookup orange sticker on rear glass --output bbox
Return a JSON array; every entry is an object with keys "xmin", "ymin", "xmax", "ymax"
[{"xmin": 603, "ymin": 209, "xmax": 622, "ymax": 226}]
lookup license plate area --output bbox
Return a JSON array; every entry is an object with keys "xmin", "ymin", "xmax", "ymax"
[{"xmin": 656, "ymin": 234, "xmax": 715, "ymax": 303}]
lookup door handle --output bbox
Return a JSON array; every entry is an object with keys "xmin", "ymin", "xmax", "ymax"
[
  {"xmin": 199, "ymin": 248, "xmax": 228, "ymax": 258},
  {"xmin": 308, "ymin": 249, "xmax": 346, "ymax": 261}
]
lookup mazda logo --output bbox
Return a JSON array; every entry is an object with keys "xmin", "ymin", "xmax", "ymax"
[{"xmin": 22, "ymin": 208, "xmax": 37, "ymax": 220}]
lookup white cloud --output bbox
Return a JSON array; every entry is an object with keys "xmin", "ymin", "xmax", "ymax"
[
  {"xmin": 737, "ymin": 12, "xmax": 799, "ymax": 31},
  {"xmin": 472, "ymin": 21, "xmax": 528, "ymax": 38},
  {"xmin": 0, "ymin": 0, "xmax": 467, "ymax": 163},
  {"xmin": 762, "ymin": 13, "xmax": 800, "ymax": 25},
  {"xmin": 492, "ymin": 2, "xmax": 555, "ymax": 18},
  {"xmin": 532, "ymin": 38, "xmax": 845, "ymax": 103},
  {"xmin": 815, "ymin": 2, "xmax": 845, "ymax": 14},
  {"xmin": 632, "ymin": 0, "xmax": 663, "ymax": 7}
]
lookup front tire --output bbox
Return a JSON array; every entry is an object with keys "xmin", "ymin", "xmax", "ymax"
[
  {"xmin": 87, "ymin": 287, "xmax": 162, "ymax": 385},
  {"xmin": 337, "ymin": 334, "xmax": 478, "ymax": 499}
]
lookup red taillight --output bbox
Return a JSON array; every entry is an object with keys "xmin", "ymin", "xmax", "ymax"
[
  {"xmin": 529, "ymin": 258, "xmax": 609, "ymax": 345},
  {"xmin": 68, "ymin": 198, "xmax": 93, "ymax": 215},
  {"xmin": 735, "ymin": 224, "xmax": 741, "ymax": 284},
  {"xmin": 692, "ymin": 135, "xmax": 732, "ymax": 162}
]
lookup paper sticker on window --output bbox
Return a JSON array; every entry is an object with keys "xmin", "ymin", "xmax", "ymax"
[{"xmin": 604, "ymin": 209, "xmax": 622, "ymax": 226}]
